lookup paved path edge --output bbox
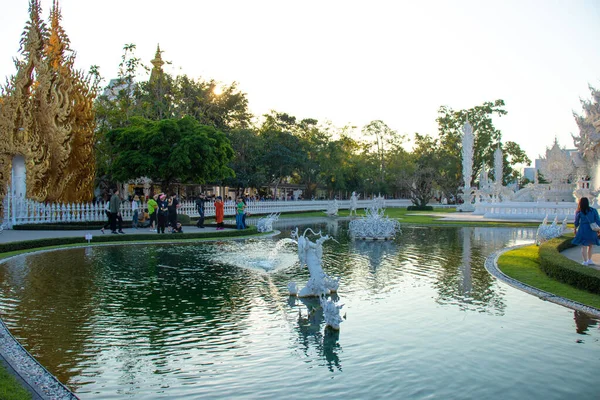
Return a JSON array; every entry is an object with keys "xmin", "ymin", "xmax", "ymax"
[{"xmin": 485, "ymin": 244, "xmax": 600, "ymax": 318}]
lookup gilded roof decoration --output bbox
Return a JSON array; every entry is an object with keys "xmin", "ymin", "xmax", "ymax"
[{"xmin": 0, "ymin": 0, "xmax": 98, "ymax": 203}]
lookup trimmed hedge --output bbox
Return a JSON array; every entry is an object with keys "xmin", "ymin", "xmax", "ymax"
[
  {"xmin": 178, "ymin": 214, "xmax": 191, "ymax": 224},
  {"xmin": 406, "ymin": 206, "xmax": 434, "ymax": 211},
  {"xmin": 0, "ymin": 226, "xmax": 255, "ymax": 255},
  {"xmin": 538, "ymin": 236, "xmax": 600, "ymax": 294}
]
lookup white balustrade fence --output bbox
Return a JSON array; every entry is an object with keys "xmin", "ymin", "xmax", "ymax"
[
  {"xmin": 474, "ymin": 201, "xmax": 577, "ymax": 222},
  {"xmin": 1, "ymin": 196, "xmax": 420, "ymax": 228}
]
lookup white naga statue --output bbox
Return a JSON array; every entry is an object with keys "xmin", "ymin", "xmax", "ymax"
[
  {"xmin": 256, "ymin": 213, "xmax": 280, "ymax": 232},
  {"xmin": 535, "ymin": 215, "xmax": 568, "ymax": 245},
  {"xmin": 289, "ymin": 228, "xmax": 340, "ymax": 297},
  {"xmin": 349, "ymin": 192, "xmax": 359, "ymax": 216},
  {"xmin": 288, "ymin": 228, "xmax": 343, "ymax": 330}
]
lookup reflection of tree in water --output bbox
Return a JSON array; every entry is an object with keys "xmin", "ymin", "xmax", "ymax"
[
  {"xmin": 0, "ymin": 249, "xmax": 99, "ymax": 386},
  {"xmin": 350, "ymin": 240, "xmax": 398, "ymax": 270},
  {"xmin": 434, "ymin": 227, "xmax": 508, "ymax": 314},
  {"xmin": 0, "ymin": 244, "xmax": 261, "ymax": 387},
  {"xmin": 574, "ymin": 311, "xmax": 599, "ymax": 335},
  {"xmin": 289, "ymin": 296, "xmax": 342, "ymax": 372}
]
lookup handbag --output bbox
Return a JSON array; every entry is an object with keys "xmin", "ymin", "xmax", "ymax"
[{"xmin": 586, "ymin": 213, "xmax": 600, "ymax": 232}]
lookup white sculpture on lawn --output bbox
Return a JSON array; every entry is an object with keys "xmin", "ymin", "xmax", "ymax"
[
  {"xmin": 287, "ymin": 228, "xmax": 342, "ymax": 330},
  {"xmin": 325, "ymin": 199, "xmax": 339, "ymax": 217},
  {"xmin": 349, "ymin": 192, "xmax": 359, "ymax": 216},
  {"xmin": 459, "ymin": 121, "xmax": 475, "ymax": 211}
]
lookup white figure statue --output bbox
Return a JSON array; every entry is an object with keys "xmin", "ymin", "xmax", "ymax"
[
  {"xmin": 325, "ymin": 199, "xmax": 339, "ymax": 217},
  {"xmin": 292, "ymin": 228, "xmax": 340, "ymax": 297},
  {"xmin": 349, "ymin": 192, "xmax": 359, "ymax": 216}
]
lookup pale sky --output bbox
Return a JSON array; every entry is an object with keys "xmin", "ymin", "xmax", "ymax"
[{"xmin": 1, "ymin": 0, "xmax": 599, "ymax": 165}]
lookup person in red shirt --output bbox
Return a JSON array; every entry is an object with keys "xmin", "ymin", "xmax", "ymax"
[{"xmin": 215, "ymin": 196, "xmax": 224, "ymax": 230}]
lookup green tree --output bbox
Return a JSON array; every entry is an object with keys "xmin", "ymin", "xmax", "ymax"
[
  {"xmin": 435, "ymin": 100, "xmax": 530, "ymax": 186},
  {"xmin": 224, "ymin": 128, "xmax": 266, "ymax": 195},
  {"xmin": 105, "ymin": 116, "xmax": 234, "ymax": 191},
  {"xmin": 259, "ymin": 128, "xmax": 306, "ymax": 197},
  {"xmin": 362, "ymin": 120, "xmax": 405, "ymax": 187}
]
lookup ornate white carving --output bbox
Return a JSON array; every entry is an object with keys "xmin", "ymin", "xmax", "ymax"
[
  {"xmin": 257, "ymin": 213, "xmax": 279, "ymax": 232},
  {"xmin": 538, "ymin": 139, "xmax": 575, "ymax": 184},
  {"xmin": 291, "ymin": 228, "xmax": 340, "ymax": 297},
  {"xmin": 536, "ymin": 215, "xmax": 568, "ymax": 245},
  {"xmin": 459, "ymin": 121, "xmax": 475, "ymax": 211},
  {"xmin": 320, "ymin": 296, "xmax": 344, "ymax": 330},
  {"xmin": 572, "ymin": 87, "xmax": 600, "ymax": 161},
  {"xmin": 494, "ymin": 146, "xmax": 503, "ymax": 185},
  {"xmin": 324, "ymin": 199, "xmax": 339, "ymax": 217},
  {"xmin": 348, "ymin": 200, "xmax": 401, "ymax": 240}
]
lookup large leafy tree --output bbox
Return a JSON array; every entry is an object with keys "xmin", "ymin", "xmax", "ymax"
[
  {"xmin": 94, "ymin": 44, "xmax": 251, "ymax": 189},
  {"xmin": 223, "ymin": 128, "xmax": 266, "ymax": 195},
  {"xmin": 362, "ymin": 120, "xmax": 406, "ymax": 187},
  {"xmin": 436, "ymin": 100, "xmax": 531, "ymax": 185},
  {"xmin": 259, "ymin": 128, "xmax": 305, "ymax": 197},
  {"xmin": 105, "ymin": 116, "xmax": 234, "ymax": 191}
]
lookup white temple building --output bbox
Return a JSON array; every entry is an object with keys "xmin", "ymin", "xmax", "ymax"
[{"xmin": 472, "ymin": 86, "xmax": 600, "ymax": 220}]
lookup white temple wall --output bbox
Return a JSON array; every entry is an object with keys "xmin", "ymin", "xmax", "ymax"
[{"xmin": 591, "ymin": 160, "xmax": 600, "ymax": 191}]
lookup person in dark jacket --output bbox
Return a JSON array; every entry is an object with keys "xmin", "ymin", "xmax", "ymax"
[
  {"xmin": 109, "ymin": 189, "xmax": 124, "ymax": 234},
  {"xmin": 195, "ymin": 193, "xmax": 206, "ymax": 228}
]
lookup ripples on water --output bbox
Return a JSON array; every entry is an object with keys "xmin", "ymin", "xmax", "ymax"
[{"xmin": 0, "ymin": 222, "xmax": 599, "ymax": 399}]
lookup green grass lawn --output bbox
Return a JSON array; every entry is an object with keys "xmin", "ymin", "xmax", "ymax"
[
  {"xmin": 498, "ymin": 245, "xmax": 600, "ymax": 309},
  {"xmin": 279, "ymin": 208, "xmax": 542, "ymax": 227},
  {"xmin": 0, "ymin": 363, "xmax": 31, "ymax": 400}
]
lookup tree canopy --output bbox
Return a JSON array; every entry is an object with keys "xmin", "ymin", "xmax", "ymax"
[{"xmin": 105, "ymin": 116, "xmax": 234, "ymax": 191}]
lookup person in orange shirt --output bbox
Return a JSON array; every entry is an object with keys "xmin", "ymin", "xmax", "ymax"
[{"xmin": 215, "ymin": 196, "xmax": 225, "ymax": 230}]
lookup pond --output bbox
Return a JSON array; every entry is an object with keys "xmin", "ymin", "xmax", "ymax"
[{"xmin": 0, "ymin": 222, "xmax": 599, "ymax": 399}]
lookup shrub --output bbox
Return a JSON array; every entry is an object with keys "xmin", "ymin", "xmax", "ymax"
[
  {"xmin": 538, "ymin": 236, "xmax": 600, "ymax": 294},
  {"xmin": 177, "ymin": 214, "xmax": 191, "ymax": 225},
  {"xmin": 406, "ymin": 206, "xmax": 434, "ymax": 211}
]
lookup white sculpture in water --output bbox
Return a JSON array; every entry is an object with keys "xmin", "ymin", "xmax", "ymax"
[
  {"xmin": 290, "ymin": 228, "xmax": 340, "ymax": 297},
  {"xmin": 536, "ymin": 215, "xmax": 568, "ymax": 245},
  {"xmin": 459, "ymin": 121, "xmax": 475, "ymax": 211},
  {"xmin": 288, "ymin": 228, "xmax": 343, "ymax": 330},
  {"xmin": 325, "ymin": 199, "xmax": 339, "ymax": 217},
  {"xmin": 349, "ymin": 192, "xmax": 359, "ymax": 216},
  {"xmin": 257, "ymin": 213, "xmax": 280, "ymax": 232},
  {"xmin": 348, "ymin": 200, "xmax": 401, "ymax": 240},
  {"xmin": 320, "ymin": 296, "xmax": 344, "ymax": 330}
]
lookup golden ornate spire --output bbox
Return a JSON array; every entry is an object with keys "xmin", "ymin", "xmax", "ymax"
[
  {"xmin": 149, "ymin": 44, "xmax": 164, "ymax": 82},
  {"xmin": 0, "ymin": 0, "xmax": 98, "ymax": 203}
]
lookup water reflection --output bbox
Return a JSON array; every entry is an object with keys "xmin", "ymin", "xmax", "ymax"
[
  {"xmin": 350, "ymin": 240, "xmax": 398, "ymax": 270},
  {"xmin": 574, "ymin": 311, "xmax": 599, "ymax": 335},
  {"xmin": 289, "ymin": 296, "xmax": 343, "ymax": 372},
  {"xmin": 2, "ymin": 222, "xmax": 590, "ymax": 399}
]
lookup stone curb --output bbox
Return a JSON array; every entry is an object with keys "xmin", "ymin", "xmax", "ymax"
[{"xmin": 485, "ymin": 244, "xmax": 600, "ymax": 318}]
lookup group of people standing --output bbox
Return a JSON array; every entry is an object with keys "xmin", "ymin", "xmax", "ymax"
[
  {"xmin": 101, "ymin": 190, "xmax": 251, "ymax": 234},
  {"xmin": 145, "ymin": 193, "xmax": 180, "ymax": 233}
]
